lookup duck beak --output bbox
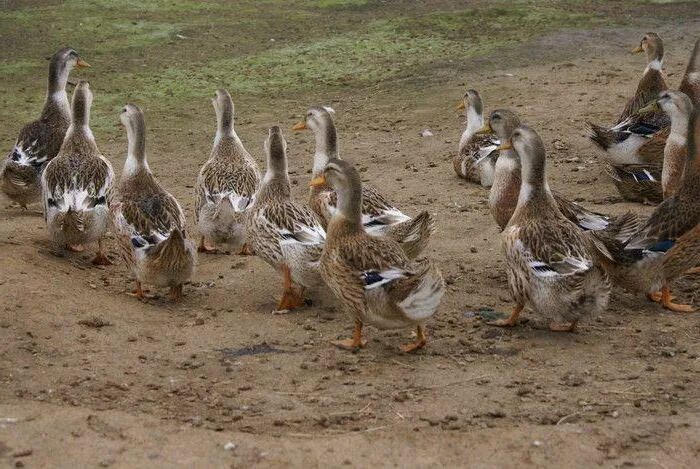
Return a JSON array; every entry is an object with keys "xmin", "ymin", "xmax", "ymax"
[
  {"xmin": 455, "ymin": 100, "xmax": 466, "ymax": 111},
  {"xmin": 637, "ymin": 101, "xmax": 660, "ymax": 115},
  {"xmin": 292, "ymin": 121, "xmax": 307, "ymax": 131},
  {"xmin": 497, "ymin": 141, "xmax": 513, "ymax": 151},
  {"xmin": 475, "ymin": 124, "xmax": 493, "ymax": 135},
  {"xmin": 76, "ymin": 58, "xmax": 90, "ymax": 68},
  {"xmin": 309, "ymin": 175, "xmax": 326, "ymax": 187},
  {"xmin": 631, "ymin": 45, "xmax": 644, "ymax": 54}
]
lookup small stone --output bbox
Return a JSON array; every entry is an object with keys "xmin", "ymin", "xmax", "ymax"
[{"xmin": 224, "ymin": 442, "xmax": 237, "ymax": 451}]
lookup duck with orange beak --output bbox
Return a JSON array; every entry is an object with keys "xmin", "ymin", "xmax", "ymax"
[
  {"xmin": 313, "ymin": 158, "xmax": 444, "ymax": 352},
  {"xmin": 293, "ymin": 106, "xmax": 435, "ymax": 259},
  {"xmin": 1, "ymin": 48, "xmax": 89, "ymax": 209}
]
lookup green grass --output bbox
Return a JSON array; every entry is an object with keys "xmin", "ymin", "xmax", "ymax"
[{"xmin": 0, "ymin": 0, "xmax": 666, "ymax": 137}]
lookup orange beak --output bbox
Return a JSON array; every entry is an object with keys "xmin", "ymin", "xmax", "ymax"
[
  {"xmin": 309, "ymin": 174, "xmax": 326, "ymax": 187},
  {"xmin": 292, "ymin": 121, "xmax": 307, "ymax": 131},
  {"xmin": 631, "ymin": 45, "xmax": 644, "ymax": 54},
  {"xmin": 497, "ymin": 141, "xmax": 513, "ymax": 151},
  {"xmin": 455, "ymin": 100, "xmax": 466, "ymax": 111},
  {"xmin": 76, "ymin": 58, "xmax": 90, "ymax": 68}
]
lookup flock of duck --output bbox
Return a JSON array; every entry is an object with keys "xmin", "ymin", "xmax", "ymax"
[{"xmin": 1, "ymin": 34, "xmax": 699, "ymax": 354}]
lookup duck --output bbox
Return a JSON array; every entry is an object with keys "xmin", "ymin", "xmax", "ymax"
[
  {"xmin": 678, "ymin": 38, "xmax": 700, "ymax": 107},
  {"xmin": 637, "ymin": 90, "xmax": 694, "ymax": 199},
  {"xmin": 111, "ymin": 104, "xmax": 196, "ymax": 301},
  {"xmin": 1, "ymin": 48, "xmax": 89, "ymax": 209},
  {"xmin": 195, "ymin": 89, "xmax": 261, "ymax": 254},
  {"xmin": 605, "ymin": 108, "xmax": 700, "ymax": 312},
  {"xmin": 493, "ymin": 125, "xmax": 611, "ymax": 331},
  {"xmin": 246, "ymin": 126, "xmax": 326, "ymax": 312},
  {"xmin": 41, "ymin": 81, "xmax": 113, "ymax": 264},
  {"xmin": 589, "ymin": 33, "xmax": 669, "ymax": 204},
  {"xmin": 453, "ymin": 89, "xmax": 499, "ymax": 186},
  {"xmin": 313, "ymin": 158, "xmax": 444, "ymax": 352},
  {"xmin": 482, "ymin": 109, "xmax": 629, "ymax": 233},
  {"xmin": 293, "ymin": 106, "xmax": 435, "ymax": 258}
]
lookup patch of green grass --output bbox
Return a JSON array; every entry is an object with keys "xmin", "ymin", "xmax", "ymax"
[
  {"xmin": 0, "ymin": 60, "xmax": 42, "ymax": 78},
  {"xmin": 305, "ymin": 0, "xmax": 371, "ymax": 9}
]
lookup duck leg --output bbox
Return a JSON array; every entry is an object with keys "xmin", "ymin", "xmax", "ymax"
[
  {"xmin": 332, "ymin": 320, "xmax": 367, "ymax": 350},
  {"xmin": 400, "ymin": 324, "xmax": 427, "ymax": 353},
  {"xmin": 488, "ymin": 304, "xmax": 523, "ymax": 327},
  {"xmin": 197, "ymin": 236, "xmax": 218, "ymax": 253},
  {"xmin": 169, "ymin": 284, "xmax": 184, "ymax": 302},
  {"xmin": 659, "ymin": 284, "xmax": 694, "ymax": 313},
  {"xmin": 91, "ymin": 238, "xmax": 112, "ymax": 265},
  {"xmin": 548, "ymin": 320, "xmax": 578, "ymax": 332},
  {"xmin": 275, "ymin": 264, "xmax": 305, "ymax": 312},
  {"xmin": 127, "ymin": 281, "xmax": 153, "ymax": 300}
]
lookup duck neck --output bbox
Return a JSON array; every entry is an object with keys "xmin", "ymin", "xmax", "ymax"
[
  {"xmin": 328, "ymin": 182, "xmax": 363, "ymax": 237},
  {"xmin": 517, "ymin": 154, "xmax": 551, "ymax": 207},
  {"xmin": 261, "ymin": 155, "xmax": 291, "ymax": 199},
  {"xmin": 124, "ymin": 118, "xmax": 148, "ymax": 176},
  {"xmin": 645, "ymin": 48, "xmax": 664, "ymax": 73},
  {"xmin": 67, "ymin": 94, "xmax": 94, "ymax": 142},
  {"xmin": 460, "ymin": 106, "xmax": 484, "ymax": 148},
  {"xmin": 684, "ymin": 40, "xmax": 700, "ymax": 85},
  {"xmin": 215, "ymin": 99, "xmax": 235, "ymax": 144},
  {"xmin": 669, "ymin": 108, "xmax": 690, "ymax": 140},
  {"xmin": 312, "ymin": 123, "xmax": 338, "ymax": 175},
  {"xmin": 44, "ymin": 60, "xmax": 70, "ymax": 118}
]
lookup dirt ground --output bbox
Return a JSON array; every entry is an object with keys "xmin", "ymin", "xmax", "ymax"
[{"xmin": 1, "ymin": 1, "xmax": 700, "ymax": 468}]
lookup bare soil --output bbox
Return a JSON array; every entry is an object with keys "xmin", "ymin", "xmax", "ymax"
[{"xmin": 1, "ymin": 2, "xmax": 700, "ymax": 468}]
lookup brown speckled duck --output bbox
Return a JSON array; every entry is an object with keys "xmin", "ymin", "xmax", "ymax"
[
  {"xmin": 246, "ymin": 127, "xmax": 326, "ymax": 313},
  {"xmin": 293, "ymin": 106, "xmax": 435, "ymax": 258},
  {"xmin": 313, "ymin": 159, "xmax": 444, "ymax": 352},
  {"xmin": 453, "ymin": 89, "xmax": 499, "ymax": 186},
  {"xmin": 195, "ymin": 89, "xmax": 260, "ymax": 254},
  {"xmin": 589, "ymin": 33, "xmax": 669, "ymax": 204},
  {"xmin": 494, "ymin": 126, "xmax": 610, "ymax": 331},
  {"xmin": 111, "ymin": 104, "xmax": 196, "ymax": 301},
  {"xmin": 1, "ymin": 48, "xmax": 88, "ymax": 209},
  {"xmin": 41, "ymin": 81, "xmax": 113, "ymax": 264}
]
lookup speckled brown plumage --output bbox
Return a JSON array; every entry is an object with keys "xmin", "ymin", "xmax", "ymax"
[
  {"xmin": 195, "ymin": 90, "xmax": 260, "ymax": 250},
  {"xmin": 1, "ymin": 48, "xmax": 83, "ymax": 207}
]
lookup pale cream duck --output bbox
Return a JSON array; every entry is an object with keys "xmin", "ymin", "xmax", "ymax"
[
  {"xmin": 41, "ymin": 81, "xmax": 113, "ymax": 264},
  {"xmin": 246, "ymin": 127, "xmax": 326, "ymax": 312},
  {"xmin": 293, "ymin": 106, "xmax": 435, "ymax": 258},
  {"xmin": 313, "ymin": 159, "xmax": 444, "ymax": 352},
  {"xmin": 453, "ymin": 89, "xmax": 499, "ymax": 186},
  {"xmin": 1, "ymin": 48, "xmax": 89, "ymax": 208},
  {"xmin": 494, "ymin": 126, "xmax": 611, "ymax": 331},
  {"xmin": 637, "ymin": 90, "xmax": 694, "ymax": 199},
  {"xmin": 195, "ymin": 89, "xmax": 261, "ymax": 254},
  {"xmin": 111, "ymin": 104, "xmax": 196, "ymax": 301}
]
